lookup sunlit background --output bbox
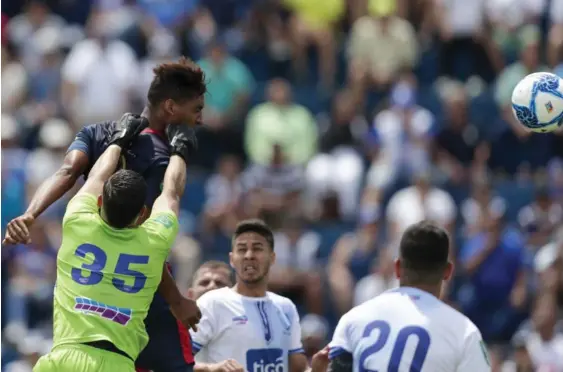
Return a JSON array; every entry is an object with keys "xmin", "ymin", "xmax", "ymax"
[{"xmin": 2, "ymin": 0, "xmax": 563, "ymax": 370}]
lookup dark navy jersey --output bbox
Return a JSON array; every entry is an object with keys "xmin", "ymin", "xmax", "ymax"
[{"xmin": 67, "ymin": 121, "xmax": 170, "ymax": 208}]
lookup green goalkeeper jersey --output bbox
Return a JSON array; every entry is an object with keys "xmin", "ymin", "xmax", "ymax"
[{"xmin": 52, "ymin": 193, "xmax": 178, "ymax": 360}]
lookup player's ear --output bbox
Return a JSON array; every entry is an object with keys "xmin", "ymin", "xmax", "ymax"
[
  {"xmin": 187, "ymin": 288, "xmax": 194, "ymax": 299},
  {"xmin": 229, "ymin": 252, "xmax": 234, "ymax": 269},
  {"xmin": 164, "ymin": 99, "xmax": 175, "ymax": 117},
  {"xmin": 269, "ymin": 250, "xmax": 276, "ymax": 266},
  {"xmin": 443, "ymin": 261, "xmax": 454, "ymax": 281},
  {"xmin": 97, "ymin": 195, "xmax": 103, "ymax": 208},
  {"xmin": 394, "ymin": 258, "xmax": 401, "ymax": 279}
]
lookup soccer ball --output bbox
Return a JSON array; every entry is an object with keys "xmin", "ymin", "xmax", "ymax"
[{"xmin": 511, "ymin": 72, "xmax": 563, "ymax": 133}]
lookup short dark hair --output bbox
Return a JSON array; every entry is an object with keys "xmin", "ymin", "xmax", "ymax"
[
  {"xmin": 233, "ymin": 219, "xmax": 274, "ymax": 250},
  {"xmin": 147, "ymin": 57, "xmax": 207, "ymax": 106},
  {"xmin": 102, "ymin": 170, "xmax": 147, "ymax": 228},
  {"xmin": 399, "ymin": 221, "xmax": 450, "ymax": 284},
  {"xmin": 193, "ymin": 260, "xmax": 232, "ymax": 282}
]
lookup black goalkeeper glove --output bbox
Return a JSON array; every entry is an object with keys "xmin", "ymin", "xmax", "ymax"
[
  {"xmin": 166, "ymin": 124, "xmax": 198, "ymax": 162},
  {"xmin": 108, "ymin": 113, "xmax": 149, "ymax": 148}
]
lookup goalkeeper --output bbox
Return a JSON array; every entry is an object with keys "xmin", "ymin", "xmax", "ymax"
[{"xmin": 33, "ymin": 116, "xmax": 200, "ymax": 372}]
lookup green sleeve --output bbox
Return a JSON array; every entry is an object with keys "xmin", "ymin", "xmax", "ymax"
[{"xmin": 143, "ymin": 211, "xmax": 180, "ymax": 255}]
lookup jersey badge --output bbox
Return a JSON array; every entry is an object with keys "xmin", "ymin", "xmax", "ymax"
[{"xmin": 232, "ymin": 315, "xmax": 248, "ymax": 325}]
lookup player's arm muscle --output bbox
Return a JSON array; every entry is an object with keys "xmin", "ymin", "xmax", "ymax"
[
  {"xmin": 152, "ymin": 155, "xmax": 187, "ymax": 217},
  {"xmin": 25, "ymin": 150, "xmax": 89, "ymax": 218},
  {"xmin": 327, "ymin": 352, "xmax": 353, "ymax": 372},
  {"xmin": 78, "ymin": 145, "xmax": 122, "ymax": 196},
  {"xmin": 290, "ymin": 353, "xmax": 310, "ymax": 372}
]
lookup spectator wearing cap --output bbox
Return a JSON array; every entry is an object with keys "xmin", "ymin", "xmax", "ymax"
[
  {"xmin": 269, "ymin": 216, "xmax": 323, "ymax": 315},
  {"xmin": 435, "ymin": 81, "xmax": 490, "ymax": 185},
  {"xmin": 518, "ymin": 187, "xmax": 563, "ymax": 253},
  {"xmin": 347, "ymin": 0, "xmax": 418, "ymax": 93},
  {"xmin": 327, "ymin": 204, "xmax": 382, "ymax": 315},
  {"xmin": 364, "ymin": 75, "xmax": 436, "ymax": 203},
  {"xmin": 458, "ymin": 212, "xmax": 529, "ymax": 342}
]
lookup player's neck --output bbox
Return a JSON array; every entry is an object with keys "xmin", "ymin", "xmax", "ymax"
[
  {"xmin": 399, "ymin": 282, "xmax": 442, "ymax": 299},
  {"xmin": 232, "ymin": 282, "xmax": 267, "ymax": 298},
  {"xmin": 142, "ymin": 106, "xmax": 166, "ymax": 131}
]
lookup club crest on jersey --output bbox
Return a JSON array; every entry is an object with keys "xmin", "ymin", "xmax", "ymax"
[
  {"xmin": 232, "ymin": 315, "xmax": 248, "ymax": 325},
  {"xmin": 154, "ymin": 214, "xmax": 174, "ymax": 228},
  {"xmin": 74, "ymin": 297, "xmax": 132, "ymax": 326}
]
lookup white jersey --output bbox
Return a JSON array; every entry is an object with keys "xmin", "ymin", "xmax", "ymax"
[
  {"xmin": 329, "ymin": 287, "xmax": 491, "ymax": 372},
  {"xmin": 191, "ymin": 287, "xmax": 304, "ymax": 372}
]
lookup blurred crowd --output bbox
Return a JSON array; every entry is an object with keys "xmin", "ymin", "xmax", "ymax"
[{"xmin": 2, "ymin": 0, "xmax": 563, "ymax": 370}]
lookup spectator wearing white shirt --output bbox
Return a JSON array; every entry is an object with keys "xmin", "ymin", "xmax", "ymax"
[
  {"xmin": 461, "ymin": 176, "xmax": 507, "ymax": 237},
  {"xmin": 60, "ymin": 13, "xmax": 139, "ymax": 128},
  {"xmin": 365, "ymin": 76, "xmax": 435, "ymax": 203},
  {"xmin": 385, "ymin": 170, "xmax": 456, "ymax": 250}
]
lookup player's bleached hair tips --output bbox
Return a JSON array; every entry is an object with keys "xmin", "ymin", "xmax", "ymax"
[{"xmin": 147, "ymin": 57, "xmax": 207, "ymax": 106}]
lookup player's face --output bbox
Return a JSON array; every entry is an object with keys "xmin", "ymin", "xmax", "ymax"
[
  {"xmin": 230, "ymin": 232, "xmax": 275, "ymax": 285},
  {"xmin": 189, "ymin": 268, "xmax": 232, "ymax": 300},
  {"xmin": 170, "ymin": 95, "xmax": 204, "ymax": 127}
]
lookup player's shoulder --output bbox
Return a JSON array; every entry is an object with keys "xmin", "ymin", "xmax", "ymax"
[{"xmin": 197, "ymin": 287, "xmax": 233, "ymax": 306}]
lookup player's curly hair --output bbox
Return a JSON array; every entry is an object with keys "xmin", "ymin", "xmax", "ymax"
[
  {"xmin": 233, "ymin": 219, "xmax": 275, "ymax": 251},
  {"xmin": 147, "ymin": 57, "xmax": 207, "ymax": 106}
]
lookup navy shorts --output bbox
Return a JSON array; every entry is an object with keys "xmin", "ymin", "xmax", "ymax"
[{"xmin": 135, "ymin": 308, "xmax": 194, "ymax": 372}]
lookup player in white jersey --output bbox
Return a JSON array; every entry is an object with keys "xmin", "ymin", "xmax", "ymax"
[
  {"xmin": 191, "ymin": 219, "xmax": 310, "ymax": 372},
  {"xmin": 328, "ymin": 221, "xmax": 492, "ymax": 372}
]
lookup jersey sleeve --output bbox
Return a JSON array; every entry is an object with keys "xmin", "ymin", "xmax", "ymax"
[
  {"xmin": 288, "ymin": 302, "xmax": 304, "ymax": 354},
  {"xmin": 67, "ymin": 125, "xmax": 95, "ymax": 158},
  {"xmin": 62, "ymin": 193, "xmax": 98, "ymax": 227},
  {"xmin": 329, "ymin": 313, "xmax": 353, "ymax": 360},
  {"xmin": 190, "ymin": 292, "xmax": 217, "ymax": 354},
  {"xmin": 456, "ymin": 327, "xmax": 491, "ymax": 372},
  {"xmin": 142, "ymin": 210, "xmax": 179, "ymax": 254}
]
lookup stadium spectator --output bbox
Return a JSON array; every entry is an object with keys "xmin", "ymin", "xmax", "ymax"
[
  {"xmin": 284, "ymin": 0, "xmax": 343, "ymax": 88},
  {"xmin": 346, "ymin": 1, "xmax": 418, "ymax": 93},
  {"xmin": 460, "ymin": 176, "xmax": 507, "ymax": 237},
  {"xmin": 306, "ymin": 90, "xmax": 367, "ymax": 219},
  {"xmin": 2, "ymin": 45, "xmax": 28, "ymax": 114},
  {"xmin": 365, "ymin": 75, "xmax": 435, "ymax": 199},
  {"xmin": 518, "ymin": 186, "xmax": 563, "ymax": 252},
  {"xmin": 458, "ymin": 213, "xmax": 529, "ymax": 342},
  {"xmin": 353, "ymin": 248, "xmax": 399, "ymax": 307},
  {"xmin": 243, "ymin": 144, "xmax": 305, "ymax": 227},
  {"xmin": 5, "ymin": 221, "xmax": 56, "ymax": 331},
  {"xmin": 245, "ymin": 78, "xmax": 318, "ymax": 166},
  {"xmin": 327, "ymin": 205, "xmax": 382, "ymax": 315},
  {"xmin": 435, "ymin": 82, "xmax": 489, "ymax": 184},
  {"xmin": 385, "ymin": 169, "xmax": 456, "ymax": 246},
  {"xmin": 60, "ymin": 12, "xmax": 138, "ymax": 127},
  {"xmin": 435, "ymin": 0, "xmax": 498, "ymax": 82},
  {"xmin": 547, "ymin": 0, "xmax": 563, "ymax": 67},
  {"xmin": 269, "ymin": 216, "xmax": 323, "ymax": 315},
  {"xmin": 203, "ymin": 155, "xmax": 244, "ymax": 237}
]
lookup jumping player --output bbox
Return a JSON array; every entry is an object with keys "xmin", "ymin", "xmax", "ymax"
[
  {"xmin": 328, "ymin": 221, "xmax": 491, "ymax": 372},
  {"xmin": 191, "ymin": 219, "xmax": 310, "ymax": 372},
  {"xmin": 33, "ymin": 116, "xmax": 199, "ymax": 371},
  {"xmin": 4, "ymin": 57, "xmax": 206, "ymax": 372}
]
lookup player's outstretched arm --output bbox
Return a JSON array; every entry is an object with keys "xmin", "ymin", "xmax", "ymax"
[
  {"xmin": 151, "ymin": 125, "xmax": 197, "ymax": 217},
  {"xmin": 78, "ymin": 114, "xmax": 148, "ymax": 196}
]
